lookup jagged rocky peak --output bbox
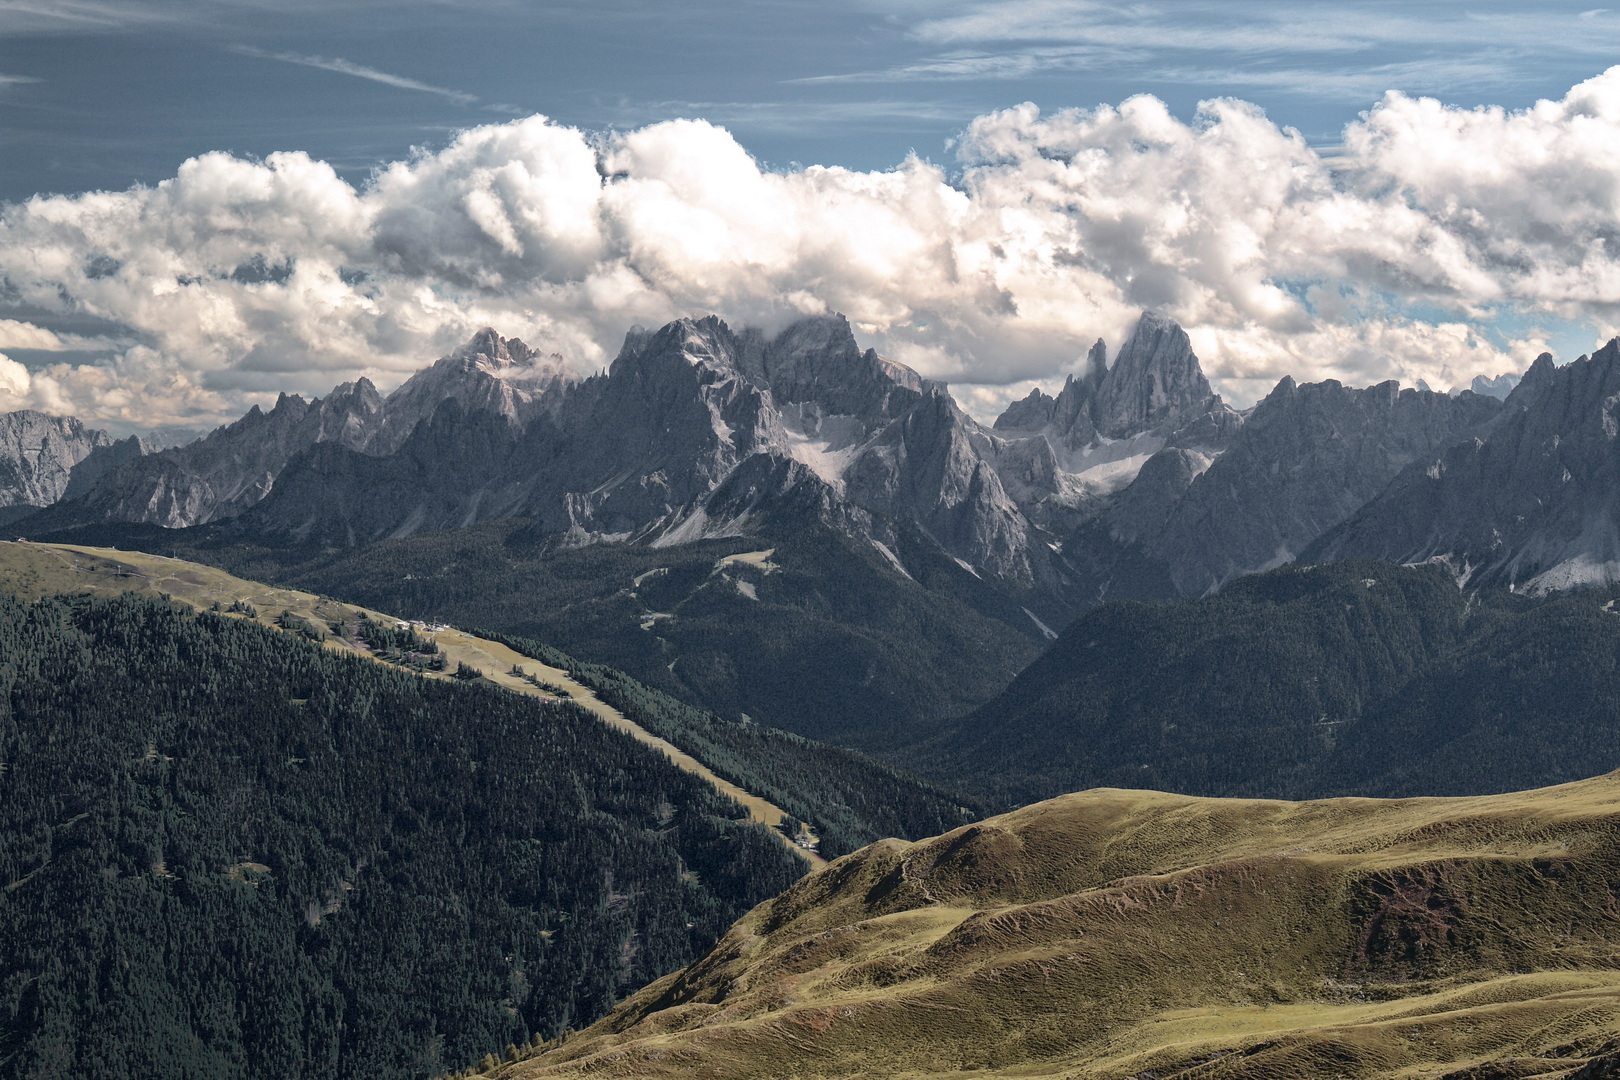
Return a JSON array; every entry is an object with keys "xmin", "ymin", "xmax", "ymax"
[
  {"xmin": 412, "ymin": 326, "xmax": 573, "ymax": 384},
  {"xmin": 993, "ymin": 312, "xmax": 1224, "ymax": 445},
  {"xmin": 745, "ymin": 312, "xmax": 929, "ymax": 420},
  {"xmin": 309, "ymin": 378, "xmax": 384, "ymax": 446},
  {"xmin": 1469, "ymin": 370, "xmax": 1523, "ymax": 400},
  {"xmin": 612, "ymin": 311, "xmax": 926, "ymax": 423},
  {"xmin": 607, "ymin": 315, "xmax": 752, "ymax": 391},
  {"xmin": 1095, "ymin": 311, "xmax": 1220, "ymax": 437},
  {"xmin": 376, "ymin": 327, "xmax": 576, "ymax": 451},
  {"xmin": 1300, "ymin": 337, "xmax": 1620, "ymax": 593},
  {"xmin": 0, "ymin": 410, "xmax": 115, "ymax": 508},
  {"xmin": 983, "ymin": 314, "xmax": 1234, "ymax": 532}
]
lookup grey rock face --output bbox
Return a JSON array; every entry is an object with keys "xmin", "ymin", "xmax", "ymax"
[
  {"xmin": 238, "ymin": 313, "xmax": 1045, "ymax": 587},
  {"xmin": 1151, "ymin": 377, "xmax": 1503, "ymax": 595},
  {"xmin": 0, "ymin": 411, "xmax": 113, "ymax": 508},
  {"xmin": 62, "ymin": 329, "xmax": 574, "ymax": 529},
  {"xmin": 1304, "ymin": 342, "xmax": 1620, "ymax": 592},
  {"xmin": 62, "ymin": 435, "xmax": 150, "ymax": 501},
  {"xmin": 1066, "ymin": 376, "xmax": 1504, "ymax": 603},
  {"xmin": 370, "ymin": 327, "xmax": 574, "ymax": 454},
  {"xmin": 1469, "ymin": 372, "xmax": 1521, "ymax": 400},
  {"xmin": 984, "ymin": 313, "xmax": 1238, "ymax": 530},
  {"xmin": 75, "ymin": 381, "xmax": 386, "ymax": 528},
  {"xmin": 994, "ymin": 314, "xmax": 1226, "ymax": 447}
]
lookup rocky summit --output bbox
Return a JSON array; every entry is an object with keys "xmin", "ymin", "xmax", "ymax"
[
  {"xmin": 985, "ymin": 313, "xmax": 1239, "ymax": 531},
  {"xmin": 19, "ymin": 308, "xmax": 1620, "ymax": 624},
  {"xmin": 1306, "ymin": 339, "xmax": 1620, "ymax": 592},
  {"xmin": 36, "ymin": 312, "xmax": 1055, "ymax": 593},
  {"xmin": 0, "ymin": 410, "xmax": 116, "ymax": 513},
  {"xmin": 1065, "ymin": 374, "xmax": 1504, "ymax": 603}
]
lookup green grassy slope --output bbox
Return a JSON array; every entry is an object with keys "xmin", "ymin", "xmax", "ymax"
[{"xmin": 480, "ymin": 773, "xmax": 1620, "ymax": 1080}]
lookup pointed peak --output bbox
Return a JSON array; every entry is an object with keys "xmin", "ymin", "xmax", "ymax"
[
  {"xmin": 465, "ymin": 326, "xmax": 503, "ymax": 354},
  {"xmin": 768, "ymin": 312, "xmax": 859, "ymax": 358},
  {"xmin": 616, "ymin": 324, "xmax": 656, "ymax": 361},
  {"xmin": 323, "ymin": 378, "xmax": 384, "ymax": 412},
  {"xmin": 1083, "ymin": 338, "xmax": 1107, "ymax": 379},
  {"xmin": 268, "ymin": 392, "xmax": 309, "ymax": 417},
  {"xmin": 1505, "ymin": 352, "xmax": 1560, "ymax": 408},
  {"xmin": 1134, "ymin": 310, "xmax": 1176, "ymax": 330},
  {"xmin": 1122, "ymin": 310, "xmax": 1189, "ymax": 349}
]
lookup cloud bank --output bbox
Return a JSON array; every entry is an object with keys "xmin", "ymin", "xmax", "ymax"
[{"xmin": 5, "ymin": 69, "xmax": 1620, "ymax": 426}]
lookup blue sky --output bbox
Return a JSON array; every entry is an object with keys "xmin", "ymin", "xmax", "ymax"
[
  {"xmin": 2, "ymin": 1, "xmax": 1620, "ymax": 429},
  {"xmin": 2, "ymin": 0, "xmax": 1613, "ymax": 201}
]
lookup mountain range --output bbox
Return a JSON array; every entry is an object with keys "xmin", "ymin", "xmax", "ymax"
[
  {"xmin": 12, "ymin": 308, "xmax": 1620, "ymax": 752},
  {"xmin": 14, "ymin": 308, "xmax": 1585, "ymax": 608},
  {"xmin": 10, "ymin": 306, "xmax": 1620, "ymax": 1080}
]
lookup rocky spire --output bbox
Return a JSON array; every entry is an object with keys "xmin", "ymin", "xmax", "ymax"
[{"xmin": 993, "ymin": 313, "xmax": 1222, "ymax": 445}]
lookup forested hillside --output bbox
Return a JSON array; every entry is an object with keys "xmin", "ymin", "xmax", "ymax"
[
  {"xmin": 478, "ymin": 629, "xmax": 982, "ymax": 859},
  {"xmin": 49, "ymin": 517, "xmax": 1043, "ymax": 750},
  {"xmin": 930, "ymin": 560, "xmax": 1620, "ymax": 804},
  {"xmin": 0, "ymin": 592, "xmax": 805, "ymax": 1080}
]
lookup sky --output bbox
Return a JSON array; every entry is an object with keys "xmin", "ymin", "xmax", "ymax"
[{"xmin": 1, "ymin": 0, "xmax": 1620, "ymax": 431}]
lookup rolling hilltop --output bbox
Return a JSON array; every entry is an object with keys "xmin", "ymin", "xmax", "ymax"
[{"xmin": 481, "ymin": 773, "xmax": 1620, "ymax": 1080}]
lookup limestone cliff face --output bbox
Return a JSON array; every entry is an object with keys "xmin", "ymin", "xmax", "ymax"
[
  {"xmin": 1063, "ymin": 376, "xmax": 1503, "ymax": 603},
  {"xmin": 370, "ymin": 327, "xmax": 574, "ymax": 454},
  {"xmin": 38, "ymin": 310, "xmax": 1592, "ymax": 612},
  {"xmin": 243, "ymin": 313, "xmax": 1043, "ymax": 586},
  {"xmin": 57, "ymin": 328, "xmax": 570, "ymax": 530},
  {"xmin": 74, "ymin": 380, "xmax": 385, "ymax": 528},
  {"xmin": 985, "ymin": 313, "xmax": 1239, "ymax": 531},
  {"xmin": 1305, "ymin": 341, "xmax": 1620, "ymax": 592},
  {"xmin": 1149, "ymin": 377, "xmax": 1504, "ymax": 595},
  {"xmin": 993, "ymin": 313, "xmax": 1229, "ymax": 447},
  {"xmin": 0, "ymin": 411, "xmax": 113, "ymax": 509}
]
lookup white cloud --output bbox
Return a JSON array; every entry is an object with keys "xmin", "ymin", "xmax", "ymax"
[
  {"xmin": 6, "ymin": 71, "xmax": 1620, "ymax": 426},
  {"xmin": 0, "ymin": 353, "xmax": 30, "ymax": 405}
]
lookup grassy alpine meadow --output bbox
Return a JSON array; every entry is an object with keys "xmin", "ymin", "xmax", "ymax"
[{"xmin": 478, "ymin": 772, "xmax": 1620, "ymax": 1080}]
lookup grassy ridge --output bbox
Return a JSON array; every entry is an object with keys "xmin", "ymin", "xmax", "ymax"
[
  {"xmin": 476, "ymin": 628, "xmax": 986, "ymax": 859},
  {"xmin": 480, "ymin": 773, "xmax": 1620, "ymax": 1080}
]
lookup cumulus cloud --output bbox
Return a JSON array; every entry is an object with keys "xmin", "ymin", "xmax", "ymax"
[
  {"xmin": 6, "ymin": 70, "xmax": 1620, "ymax": 426},
  {"xmin": 0, "ymin": 354, "xmax": 30, "ymax": 405}
]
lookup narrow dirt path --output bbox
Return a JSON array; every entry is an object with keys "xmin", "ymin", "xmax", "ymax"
[{"xmin": 0, "ymin": 541, "xmax": 827, "ymax": 868}]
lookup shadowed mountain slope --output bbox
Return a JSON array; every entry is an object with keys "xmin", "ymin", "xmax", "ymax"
[
  {"xmin": 924, "ymin": 560, "xmax": 1620, "ymax": 806},
  {"xmin": 1306, "ymin": 340, "xmax": 1620, "ymax": 593},
  {"xmin": 1062, "ymin": 377, "xmax": 1503, "ymax": 604}
]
